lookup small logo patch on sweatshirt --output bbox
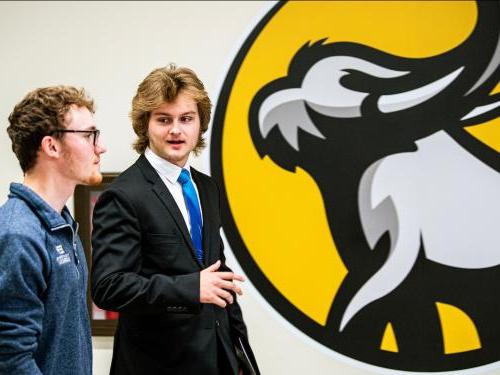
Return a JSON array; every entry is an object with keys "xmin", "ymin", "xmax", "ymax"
[
  {"xmin": 55, "ymin": 245, "xmax": 65, "ymax": 254},
  {"xmin": 56, "ymin": 253, "xmax": 71, "ymax": 265}
]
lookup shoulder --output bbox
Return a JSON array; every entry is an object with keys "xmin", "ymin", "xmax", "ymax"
[
  {"xmin": 100, "ymin": 157, "xmax": 151, "ymax": 200},
  {"xmin": 111, "ymin": 159, "xmax": 145, "ymax": 187},
  {"xmin": 0, "ymin": 199, "xmax": 48, "ymax": 265},
  {"xmin": 0, "ymin": 198, "xmax": 44, "ymax": 240}
]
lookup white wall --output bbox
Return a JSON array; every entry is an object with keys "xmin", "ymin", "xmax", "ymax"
[{"xmin": 1, "ymin": 2, "xmax": 499, "ymax": 375}]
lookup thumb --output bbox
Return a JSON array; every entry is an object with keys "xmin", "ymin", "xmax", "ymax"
[{"xmin": 206, "ymin": 260, "xmax": 221, "ymax": 272}]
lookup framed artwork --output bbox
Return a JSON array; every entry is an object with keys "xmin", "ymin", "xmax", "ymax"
[{"xmin": 74, "ymin": 173, "xmax": 119, "ymax": 336}]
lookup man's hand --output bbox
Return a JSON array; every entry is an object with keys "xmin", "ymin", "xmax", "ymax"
[{"xmin": 200, "ymin": 260, "xmax": 245, "ymax": 308}]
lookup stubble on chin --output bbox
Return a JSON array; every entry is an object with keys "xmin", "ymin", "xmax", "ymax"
[{"xmin": 87, "ymin": 171, "xmax": 103, "ymax": 185}]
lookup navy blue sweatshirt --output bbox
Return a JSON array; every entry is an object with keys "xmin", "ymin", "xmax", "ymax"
[{"xmin": 0, "ymin": 183, "xmax": 92, "ymax": 374}]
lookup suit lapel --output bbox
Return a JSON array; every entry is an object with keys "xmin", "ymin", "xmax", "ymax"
[{"xmin": 136, "ymin": 155, "xmax": 202, "ymax": 267}]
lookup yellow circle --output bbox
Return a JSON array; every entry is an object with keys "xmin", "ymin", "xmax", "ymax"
[{"xmin": 222, "ymin": 1, "xmax": 484, "ymax": 325}]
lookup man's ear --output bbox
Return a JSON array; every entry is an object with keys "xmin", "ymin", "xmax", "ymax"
[{"xmin": 40, "ymin": 135, "xmax": 62, "ymax": 158}]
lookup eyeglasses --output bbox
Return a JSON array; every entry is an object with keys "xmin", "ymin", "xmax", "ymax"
[{"xmin": 52, "ymin": 129, "xmax": 101, "ymax": 146}]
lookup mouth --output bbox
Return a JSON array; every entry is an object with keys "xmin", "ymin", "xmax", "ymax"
[{"xmin": 167, "ymin": 140, "xmax": 185, "ymax": 145}]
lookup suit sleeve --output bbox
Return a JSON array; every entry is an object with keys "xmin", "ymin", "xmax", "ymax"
[
  {"xmin": 220, "ymin": 240, "xmax": 248, "ymax": 340},
  {"xmin": 220, "ymin": 239, "xmax": 260, "ymax": 375},
  {"xmin": 213, "ymin": 180, "xmax": 260, "ymax": 374},
  {"xmin": 91, "ymin": 188, "xmax": 201, "ymax": 314}
]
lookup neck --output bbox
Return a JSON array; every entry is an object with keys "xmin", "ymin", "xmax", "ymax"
[{"xmin": 23, "ymin": 168, "xmax": 75, "ymax": 213}]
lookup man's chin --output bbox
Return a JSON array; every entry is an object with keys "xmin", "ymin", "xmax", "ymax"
[
  {"xmin": 86, "ymin": 171, "xmax": 103, "ymax": 186},
  {"xmin": 163, "ymin": 152, "xmax": 189, "ymax": 167}
]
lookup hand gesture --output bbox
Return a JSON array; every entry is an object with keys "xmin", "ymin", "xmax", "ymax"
[{"xmin": 200, "ymin": 260, "xmax": 245, "ymax": 308}]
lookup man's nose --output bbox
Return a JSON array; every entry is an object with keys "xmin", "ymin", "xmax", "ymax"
[
  {"xmin": 95, "ymin": 138, "xmax": 107, "ymax": 154},
  {"xmin": 169, "ymin": 120, "xmax": 182, "ymax": 134}
]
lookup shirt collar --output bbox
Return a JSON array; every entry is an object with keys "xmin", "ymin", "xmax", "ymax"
[
  {"xmin": 9, "ymin": 182, "xmax": 74, "ymax": 231},
  {"xmin": 144, "ymin": 147, "xmax": 191, "ymax": 184}
]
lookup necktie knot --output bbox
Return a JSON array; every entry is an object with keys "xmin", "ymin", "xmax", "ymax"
[{"xmin": 178, "ymin": 168, "xmax": 191, "ymax": 186}]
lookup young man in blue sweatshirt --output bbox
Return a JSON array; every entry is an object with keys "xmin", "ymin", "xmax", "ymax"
[{"xmin": 0, "ymin": 86, "xmax": 106, "ymax": 374}]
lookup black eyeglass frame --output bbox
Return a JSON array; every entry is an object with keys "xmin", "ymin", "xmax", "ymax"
[{"xmin": 52, "ymin": 129, "xmax": 101, "ymax": 146}]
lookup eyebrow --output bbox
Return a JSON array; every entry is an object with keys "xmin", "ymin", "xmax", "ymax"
[
  {"xmin": 152, "ymin": 111, "xmax": 197, "ymax": 117},
  {"xmin": 66, "ymin": 125, "xmax": 97, "ymax": 131}
]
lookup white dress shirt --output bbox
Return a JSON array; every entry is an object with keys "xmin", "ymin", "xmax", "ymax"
[{"xmin": 144, "ymin": 147, "xmax": 203, "ymax": 233}]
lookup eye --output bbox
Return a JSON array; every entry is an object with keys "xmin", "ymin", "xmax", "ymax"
[
  {"xmin": 181, "ymin": 116, "xmax": 193, "ymax": 123},
  {"xmin": 157, "ymin": 117, "xmax": 171, "ymax": 124}
]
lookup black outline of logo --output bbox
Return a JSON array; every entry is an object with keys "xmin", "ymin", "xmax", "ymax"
[{"xmin": 211, "ymin": 1, "xmax": 500, "ymax": 372}]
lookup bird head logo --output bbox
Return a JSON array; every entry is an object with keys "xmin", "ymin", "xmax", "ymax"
[{"xmin": 211, "ymin": 1, "xmax": 500, "ymax": 372}]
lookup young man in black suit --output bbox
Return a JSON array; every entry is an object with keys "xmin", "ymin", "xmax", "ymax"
[{"xmin": 91, "ymin": 64, "xmax": 259, "ymax": 375}]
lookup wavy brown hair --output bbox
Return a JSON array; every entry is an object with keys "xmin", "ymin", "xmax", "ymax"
[
  {"xmin": 130, "ymin": 64, "xmax": 212, "ymax": 155},
  {"xmin": 7, "ymin": 86, "xmax": 95, "ymax": 173}
]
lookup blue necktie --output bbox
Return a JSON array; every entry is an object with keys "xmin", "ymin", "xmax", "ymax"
[{"xmin": 178, "ymin": 169, "xmax": 203, "ymax": 262}]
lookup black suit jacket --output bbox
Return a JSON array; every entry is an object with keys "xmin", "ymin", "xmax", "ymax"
[{"xmin": 91, "ymin": 155, "xmax": 259, "ymax": 375}]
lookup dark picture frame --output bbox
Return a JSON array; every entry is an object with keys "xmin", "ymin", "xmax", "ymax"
[{"xmin": 74, "ymin": 173, "xmax": 119, "ymax": 336}]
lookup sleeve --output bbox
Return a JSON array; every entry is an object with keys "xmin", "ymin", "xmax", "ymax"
[
  {"xmin": 90, "ymin": 188, "xmax": 201, "ymax": 314},
  {"xmin": 219, "ymin": 238, "xmax": 248, "ymax": 340},
  {"xmin": 213, "ymin": 180, "xmax": 260, "ymax": 374},
  {"xmin": 220, "ymin": 236, "xmax": 260, "ymax": 375},
  {"xmin": 210, "ymin": 178, "xmax": 248, "ymax": 339},
  {"xmin": 0, "ymin": 234, "xmax": 46, "ymax": 375}
]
